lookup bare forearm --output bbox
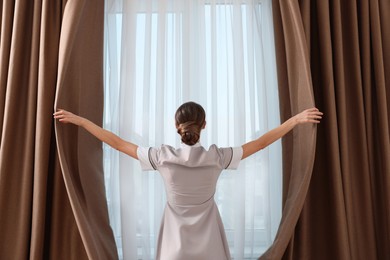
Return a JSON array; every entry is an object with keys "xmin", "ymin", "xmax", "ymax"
[
  {"xmin": 54, "ymin": 109, "xmax": 139, "ymax": 159},
  {"xmin": 241, "ymin": 108, "xmax": 322, "ymax": 159},
  {"xmin": 259, "ymin": 117, "xmax": 296, "ymax": 148},
  {"xmin": 242, "ymin": 117, "xmax": 297, "ymax": 159},
  {"xmin": 79, "ymin": 118, "xmax": 123, "ymax": 150}
]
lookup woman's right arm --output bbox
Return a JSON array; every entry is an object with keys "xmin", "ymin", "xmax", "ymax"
[
  {"xmin": 241, "ymin": 108, "xmax": 323, "ymax": 160},
  {"xmin": 54, "ymin": 109, "xmax": 138, "ymax": 160}
]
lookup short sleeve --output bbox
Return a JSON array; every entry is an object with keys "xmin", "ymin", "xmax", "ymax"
[
  {"xmin": 137, "ymin": 147, "xmax": 158, "ymax": 171},
  {"xmin": 219, "ymin": 146, "xmax": 243, "ymax": 170}
]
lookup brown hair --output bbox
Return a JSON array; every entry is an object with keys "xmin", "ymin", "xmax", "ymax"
[{"xmin": 175, "ymin": 102, "xmax": 206, "ymax": 146}]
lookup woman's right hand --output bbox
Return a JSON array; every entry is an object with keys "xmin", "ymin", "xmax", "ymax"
[
  {"xmin": 53, "ymin": 109, "xmax": 84, "ymax": 126},
  {"xmin": 293, "ymin": 108, "xmax": 323, "ymax": 125}
]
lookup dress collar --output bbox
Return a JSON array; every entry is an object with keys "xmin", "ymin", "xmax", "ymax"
[{"xmin": 181, "ymin": 142, "xmax": 202, "ymax": 148}]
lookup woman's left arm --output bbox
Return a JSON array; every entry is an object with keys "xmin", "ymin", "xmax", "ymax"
[
  {"xmin": 241, "ymin": 108, "xmax": 323, "ymax": 160},
  {"xmin": 54, "ymin": 109, "xmax": 138, "ymax": 159}
]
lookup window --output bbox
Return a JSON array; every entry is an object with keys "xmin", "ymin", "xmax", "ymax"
[{"xmin": 104, "ymin": 0, "xmax": 281, "ymax": 259}]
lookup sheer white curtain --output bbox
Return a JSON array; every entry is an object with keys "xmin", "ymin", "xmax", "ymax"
[{"xmin": 103, "ymin": 0, "xmax": 281, "ymax": 259}]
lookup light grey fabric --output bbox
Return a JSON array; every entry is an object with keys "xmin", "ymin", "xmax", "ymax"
[{"xmin": 137, "ymin": 143, "xmax": 243, "ymax": 260}]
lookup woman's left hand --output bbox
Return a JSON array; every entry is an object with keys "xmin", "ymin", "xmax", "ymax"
[{"xmin": 294, "ymin": 108, "xmax": 323, "ymax": 124}]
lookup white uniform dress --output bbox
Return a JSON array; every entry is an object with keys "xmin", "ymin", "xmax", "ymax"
[{"xmin": 137, "ymin": 142, "xmax": 243, "ymax": 260}]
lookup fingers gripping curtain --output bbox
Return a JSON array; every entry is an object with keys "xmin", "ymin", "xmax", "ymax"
[{"xmin": 0, "ymin": 0, "xmax": 117, "ymax": 259}]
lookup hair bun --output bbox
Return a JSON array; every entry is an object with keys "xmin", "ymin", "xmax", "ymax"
[
  {"xmin": 175, "ymin": 102, "xmax": 206, "ymax": 146},
  {"xmin": 177, "ymin": 121, "xmax": 200, "ymax": 145}
]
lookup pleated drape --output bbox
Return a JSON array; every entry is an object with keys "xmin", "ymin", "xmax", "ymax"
[
  {"xmin": 0, "ymin": 0, "xmax": 118, "ymax": 259},
  {"xmin": 263, "ymin": 0, "xmax": 390, "ymax": 259},
  {"xmin": 259, "ymin": 0, "xmax": 317, "ymax": 259}
]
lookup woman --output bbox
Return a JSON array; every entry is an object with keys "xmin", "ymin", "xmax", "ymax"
[{"xmin": 54, "ymin": 102, "xmax": 322, "ymax": 260}]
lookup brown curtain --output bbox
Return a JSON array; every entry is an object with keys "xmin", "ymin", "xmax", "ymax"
[
  {"xmin": 259, "ymin": 0, "xmax": 318, "ymax": 259},
  {"xmin": 0, "ymin": 0, "xmax": 118, "ymax": 259},
  {"xmin": 262, "ymin": 0, "xmax": 390, "ymax": 259}
]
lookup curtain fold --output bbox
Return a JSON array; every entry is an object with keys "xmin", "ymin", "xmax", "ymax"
[
  {"xmin": 259, "ymin": 1, "xmax": 317, "ymax": 259},
  {"xmin": 0, "ymin": 0, "xmax": 118, "ymax": 259},
  {"xmin": 54, "ymin": 0, "xmax": 118, "ymax": 259},
  {"xmin": 267, "ymin": 0, "xmax": 390, "ymax": 259}
]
